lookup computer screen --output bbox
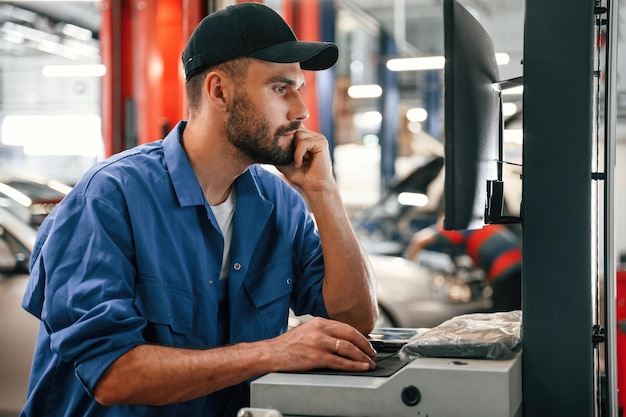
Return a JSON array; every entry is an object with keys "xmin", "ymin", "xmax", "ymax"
[{"xmin": 443, "ymin": 0, "xmax": 501, "ymax": 230}]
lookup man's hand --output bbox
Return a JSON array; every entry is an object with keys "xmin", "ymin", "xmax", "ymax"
[
  {"xmin": 267, "ymin": 317, "xmax": 377, "ymax": 372},
  {"xmin": 276, "ymin": 126, "xmax": 334, "ymax": 193}
]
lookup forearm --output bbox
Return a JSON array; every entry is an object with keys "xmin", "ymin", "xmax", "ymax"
[
  {"xmin": 94, "ymin": 318, "xmax": 377, "ymax": 406},
  {"xmin": 277, "ymin": 128, "xmax": 377, "ymax": 333},
  {"xmin": 94, "ymin": 343, "xmax": 272, "ymax": 406},
  {"xmin": 305, "ymin": 186, "xmax": 378, "ymax": 335}
]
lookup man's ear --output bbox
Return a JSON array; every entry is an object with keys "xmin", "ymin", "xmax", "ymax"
[{"xmin": 206, "ymin": 71, "xmax": 231, "ymax": 112}]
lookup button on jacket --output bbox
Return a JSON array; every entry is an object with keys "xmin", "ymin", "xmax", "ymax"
[{"xmin": 21, "ymin": 121, "xmax": 328, "ymax": 416}]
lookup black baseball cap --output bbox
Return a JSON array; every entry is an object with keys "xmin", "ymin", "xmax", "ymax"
[{"xmin": 182, "ymin": 3, "xmax": 339, "ymax": 80}]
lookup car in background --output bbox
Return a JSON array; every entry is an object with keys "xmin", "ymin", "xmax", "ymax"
[
  {"xmin": 352, "ymin": 157, "xmax": 445, "ymax": 257},
  {"xmin": 0, "ymin": 207, "xmax": 39, "ymax": 416},
  {"xmin": 0, "ymin": 174, "xmax": 71, "ymax": 228},
  {"xmin": 370, "ymin": 250, "xmax": 492, "ymax": 328},
  {"xmin": 289, "ymin": 249, "xmax": 492, "ymax": 329},
  {"xmin": 352, "ymin": 155, "xmax": 521, "ymax": 258},
  {"xmin": 350, "ymin": 156, "xmax": 496, "ymax": 328},
  {"xmin": 286, "ymin": 157, "xmax": 493, "ymax": 329}
]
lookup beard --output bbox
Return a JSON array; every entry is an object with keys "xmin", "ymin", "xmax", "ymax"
[{"xmin": 225, "ymin": 90, "xmax": 300, "ymax": 166}]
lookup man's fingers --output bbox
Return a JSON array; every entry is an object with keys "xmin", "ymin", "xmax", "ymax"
[{"xmin": 330, "ymin": 340, "xmax": 376, "ymax": 370}]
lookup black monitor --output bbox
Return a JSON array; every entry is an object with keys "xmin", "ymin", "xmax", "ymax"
[{"xmin": 443, "ymin": 0, "xmax": 507, "ymax": 231}]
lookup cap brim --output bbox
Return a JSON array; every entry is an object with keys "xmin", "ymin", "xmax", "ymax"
[{"xmin": 248, "ymin": 41, "xmax": 338, "ymax": 71}]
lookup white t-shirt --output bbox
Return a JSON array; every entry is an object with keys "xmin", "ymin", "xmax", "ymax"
[{"xmin": 210, "ymin": 189, "xmax": 236, "ymax": 280}]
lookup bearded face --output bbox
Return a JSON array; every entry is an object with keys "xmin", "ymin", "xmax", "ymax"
[{"xmin": 225, "ymin": 88, "xmax": 300, "ymax": 166}]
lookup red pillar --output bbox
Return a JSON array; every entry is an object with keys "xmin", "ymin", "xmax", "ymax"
[
  {"xmin": 101, "ymin": 0, "xmax": 206, "ymax": 156},
  {"xmin": 101, "ymin": 0, "xmax": 132, "ymax": 156},
  {"xmin": 617, "ymin": 270, "xmax": 626, "ymax": 411},
  {"xmin": 131, "ymin": 0, "xmax": 160, "ymax": 144},
  {"xmin": 181, "ymin": 0, "xmax": 207, "ymax": 118},
  {"xmin": 281, "ymin": 0, "xmax": 321, "ymax": 132}
]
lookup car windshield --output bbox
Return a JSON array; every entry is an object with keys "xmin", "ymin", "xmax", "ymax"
[
  {"xmin": 0, "ymin": 177, "xmax": 70, "ymax": 227},
  {"xmin": 1, "ymin": 179, "xmax": 69, "ymax": 202},
  {"xmin": 353, "ymin": 157, "xmax": 444, "ymax": 255}
]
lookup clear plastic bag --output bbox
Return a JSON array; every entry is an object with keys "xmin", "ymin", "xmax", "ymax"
[{"xmin": 400, "ymin": 310, "xmax": 522, "ymax": 360}]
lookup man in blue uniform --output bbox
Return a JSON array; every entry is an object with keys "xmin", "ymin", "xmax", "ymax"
[{"xmin": 20, "ymin": 3, "xmax": 378, "ymax": 416}]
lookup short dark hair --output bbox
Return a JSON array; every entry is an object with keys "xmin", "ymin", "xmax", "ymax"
[{"xmin": 185, "ymin": 57, "xmax": 251, "ymax": 115}]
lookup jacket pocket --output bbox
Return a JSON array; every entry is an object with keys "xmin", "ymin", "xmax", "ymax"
[
  {"xmin": 135, "ymin": 275, "xmax": 193, "ymax": 335},
  {"xmin": 244, "ymin": 251, "xmax": 294, "ymax": 334}
]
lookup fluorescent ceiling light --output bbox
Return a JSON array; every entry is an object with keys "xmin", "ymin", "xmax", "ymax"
[
  {"xmin": 353, "ymin": 111, "xmax": 382, "ymax": 129},
  {"xmin": 42, "ymin": 64, "xmax": 106, "ymax": 77},
  {"xmin": 503, "ymin": 102, "xmax": 518, "ymax": 116},
  {"xmin": 61, "ymin": 23, "xmax": 93, "ymax": 41},
  {"xmin": 495, "ymin": 53, "xmax": 510, "ymax": 65},
  {"xmin": 387, "ymin": 52, "xmax": 511, "ymax": 72},
  {"xmin": 502, "ymin": 85, "xmax": 524, "ymax": 95},
  {"xmin": 406, "ymin": 107, "xmax": 428, "ymax": 122},
  {"xmin": 407, "ymin": 121, "xmax": 422, "ymax": 134},
  {"xmin": 0, "ymin": 5, "xmax": 38, "ymax": 23},
  {"xmin": 387, "ymin": 56, "xmax": 444, "ymax": 71},
  {"xmin": 347, "ymin": 84, "xmax": 382, "ymax": 99},
  {"xmin": 504, "ymin": 129, "xmax": 523, "ymax": 144},
  {"xmin": 398, "ymin": 192, "xmax": 429, "ymax": 207}
]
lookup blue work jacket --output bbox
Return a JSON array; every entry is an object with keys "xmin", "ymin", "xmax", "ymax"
[{"xmin": 20, "ymin": 121, "xmax": 328, "ymax": 416}]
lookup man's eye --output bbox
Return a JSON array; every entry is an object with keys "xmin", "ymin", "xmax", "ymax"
[{"xmin": 274, "ymin": 86, "xmax": 286, "ymax": 93}]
